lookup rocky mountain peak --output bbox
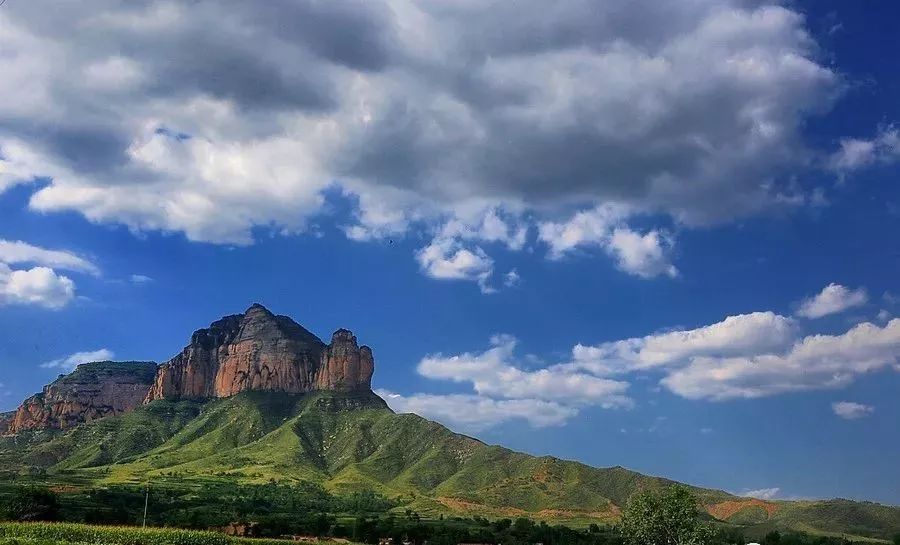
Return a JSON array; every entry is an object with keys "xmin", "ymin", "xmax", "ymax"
[{"xmin": 144, "ymin": 305, "xmax": 374, "ymax": 402}]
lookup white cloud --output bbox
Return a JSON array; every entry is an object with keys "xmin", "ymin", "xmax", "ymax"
[
  {"xmin": 40, "ymin": 348, "xmax": 115, "ymax": 372},
  {"xmin": 831, "ymin": 401, "xmax": 874, "ymax": 420},
  {"xmin": 376, "ymin": 389, "xmax": 576, "ymax": 431},
  {"xmin": 563, "ymin": 312, "xmax": 797, "ymax": 375},
  {"xmin": 0, "ymin": 240, "xmax": 96, "ymax": 309},
  {"xmin": 418, "ymin": 335, "xmax": 632, "ymax": 408},
  {"xmin": 415, "ymin": 237, "xmax": 495, "ymax": 293},
  {"xmin": 538, "ymin": 205, "xmax": 678, "ymax": 278},
  {"xmin": 662, "ymin": 319, "xmax": 900, "ymax": 400},
  {"xmin": 0, "ymin": 264, "xmax": 76, "ymax": 309},
  {"xmin": 130, "ymin": 274, "xmax": 153, "ymax": 284},
  {"xmin": 0, "ymin": 240, "xmax": 98, "ymax": 275},
  {"xmin": 742, "ymin": 487, "xmax": 781, "ymax": 500},
  {"xmin": 830, "ymin": 126, "xmax": 900, "ymax": 173},
  {"xmin": 607, "ymin": 228, "xmax": 678, "ymax": 278},
  {"xmin": 0, "ymin": 1, "xmax": 840, "ymax": 287},
  {"xmin": 796, "ymin": 283, "xmax": 868, "ymax": 319}
]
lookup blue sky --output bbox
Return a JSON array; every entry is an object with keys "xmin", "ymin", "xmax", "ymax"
[{"xmin": 0, "ymin": 0, "xmax": 898, "ymax": 504}]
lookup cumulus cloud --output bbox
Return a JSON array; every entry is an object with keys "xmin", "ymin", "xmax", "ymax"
[
  {"xmin": 40, "ymin": 348, "xmax": 115, "ymax": 372},
  {"xmin": 796, "ymin": 283, "xmax": 868, "ymax": 319},
  {"xmin": 376, "ymin": 390, "xmax": 576, "ymax": 431},
  {"xmin": 0, "ymin": 264, "xmax": 76, "ymax": 309},
  {"xmin": 418, "ymin": 335, "xmax": 632, "ymax": 408},
  {"xmin": 831, "ymin": 401, "xmax": 874, "ymax": 420},
  {"xmin": 391, "ymin": 290, "xmax": 899, "ymax": 426},
  {"xmin": 562, "ymin": 312, "xmax": 797, "ymax": 375},
  {"xmin": 415, "ymin": 238, "xmax": 495, "ymax": 293},
  {"xmin": 0, "ymin": 240, "xmax": 97, "ymax": 309},
  {"xmin": 663, "ymin": 319, "xmax": 900, "ymax": 400},
  {"xmin": 390, "ymin": 334, "xmax": 631, "ymax": 429},
  {"xmin": 0, "ymin": 0, "xmax": 840, "ymax": 287},
  {"xmin": 538, "ymin": 205, "xmax": 678, "ymax": 278}
]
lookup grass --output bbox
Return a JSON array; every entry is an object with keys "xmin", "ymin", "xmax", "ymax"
[
  {"xmin": 0, "ymin": 522, "xmax": 305, "ymax": 545},
  {"xmin": 3, "ymin": 390, "xmax": 899, "ymax": 539}
]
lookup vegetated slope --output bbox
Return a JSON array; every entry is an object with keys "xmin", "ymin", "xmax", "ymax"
[{"xmin": 1, "ymin": 391, "xmax": 898, "ymax": 539}]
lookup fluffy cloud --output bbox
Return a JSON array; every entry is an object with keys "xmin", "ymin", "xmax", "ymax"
[
  {"xmin": 796, "ymin": 283, "xmax": 868, "ymax": 319},
  {"xmin": 392, "ymin": 291, "xmax": 899, "ymax": 426},
  {"xmin": 391, "ymin": 334, "xmax": 631, "ymax": 429},
  {"xmin": 663, "ymin": 319, "xmax": 900, "ymax": 400},
  {"xmin": 41, "ymin": 348, "xmax": 115, "ymax": 372},
  {"xmin": 831, "ymin": 401, "xmax": 874, "ymax": 420},
  {"xmin": 557, "ymin": 306, "xmax": 899, "ymax": 401},
  {"xmin": 376, "ymin": 390, "xmax": 576, "ymax": 431},
  {"xmin": 562, "ymin": 312, "xmax": 797, "ymax": 375},
  {"xmin": 538, "ymin": 205, "xmax": 678, "ymax": 278},
  {"xmin": 0, "ymin": 1, "xmax": 840, "ymax": 286},
  {"xmin": 418, "ymin": 335, "xmax": 632, "ymax": 408},
  {"xmin": 415, "ymin": 238, "xmax": 495, "ymax": 293},
  {"xmin": 0, "ymin": 264, "xmax": 75, "ymax": 309},
  {"xmin": 0, "ymin": 240, "xmax": 98, "ymax": 309}
]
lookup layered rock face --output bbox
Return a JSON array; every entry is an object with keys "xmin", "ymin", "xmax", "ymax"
[
  {"xmin": 145, "ymin": 304, "xmax": 374, "ymax": 402},
  {"xmin": 6, "ymin": 361, "xmax": 157, "ymax": 434},
  {"xmin": 317, "ymin": 329, "xmax": 375, "ymax": 391}
]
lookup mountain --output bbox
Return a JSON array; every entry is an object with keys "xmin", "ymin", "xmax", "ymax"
[
  {"xmin": 5, "ymin": 361, "xmax": 157, "ymax": 434},
  {"xmin": 1, "ymin": 304, "xmax": 898, "ymax": 541},
  {"xmin": 145, "ymin": 303, "xmax": 373, "ymax": 401}
]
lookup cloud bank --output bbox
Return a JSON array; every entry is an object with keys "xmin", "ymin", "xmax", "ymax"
[{"xmin": 0, "ymin": 0, "xmax": 842, "ymax": 289}]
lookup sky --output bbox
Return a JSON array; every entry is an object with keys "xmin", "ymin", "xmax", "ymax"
[{"xmin": 0, "ymin": 0, "xmax": 898, "ymax": 505}]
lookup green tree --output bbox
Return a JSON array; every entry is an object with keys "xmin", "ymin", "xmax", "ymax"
[
  {"xmin": 619, "ymin": 485, "xmax": 717, "ymax": 545},
  {"xmin": 1, "ymin": 487, "xmax": 60, "ymax": 522},
  {"xmin": 891, "ymin": 533, "xmax": 900, "ymax": 545}
]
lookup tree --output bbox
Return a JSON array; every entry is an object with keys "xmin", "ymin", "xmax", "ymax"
[
  {"xmin": 892, "ymin": 533, "xmax": 900, "ymax": 545},
  {"xmin": 1, "ymin": 487, "xmax": 60, "ymax": 522},
  {"xmin": 619, "ymin": 486, "xmax": 718, "ymax": 545}
]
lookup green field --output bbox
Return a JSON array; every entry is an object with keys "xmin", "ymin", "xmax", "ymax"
[{"xmin": 0, "ymin": 522, "xmax": 318, "ymax": 545}]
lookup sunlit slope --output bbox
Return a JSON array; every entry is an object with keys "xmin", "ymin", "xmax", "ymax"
[{"xmin": 2, "ymin": 390, "xmax": 898, "ymax": 538}]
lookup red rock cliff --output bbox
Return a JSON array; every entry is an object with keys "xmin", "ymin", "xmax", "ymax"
[
  {"xmin": 6, "ymin": 361, "xmax": 157, "ymax": 434},
  {"xmin": 145, "ymin": 304, "xmax": 374, "ymax": 402}
]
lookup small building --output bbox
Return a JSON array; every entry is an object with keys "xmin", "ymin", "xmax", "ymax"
[{"xmin": 222, "ymin": 522, "xmax": 259, "ymax": 538}]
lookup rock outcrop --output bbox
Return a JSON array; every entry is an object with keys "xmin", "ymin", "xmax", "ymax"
[
  {"xmin": 316, "ymin": 329, "xmax": 375, "ymax": 391},
  {"xmin": 6, "ymin": 361, "xmax": 157, "ymax": 434},
  {"xmin": 145, "ymin": 304, "xmax": 374, "ymax": 402},
  {"xmin": 0, "ymin": 411, "xmax": 13, "ymax": 435}
]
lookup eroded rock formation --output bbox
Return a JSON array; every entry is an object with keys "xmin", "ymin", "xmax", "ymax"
[
  {"xmin": 3, "ymin": 304, "xmax": 376, "ymax": 434},
  {"xmin": 145, "ymin": 304, "xmax": 374, "ymax": 402},
  {"xmin": 6, "ymin": 361, "xmax": 157, "ymax": 434}
]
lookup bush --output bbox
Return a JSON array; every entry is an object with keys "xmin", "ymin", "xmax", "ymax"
[{"xmin": 1, "ymin": 489, "xmax": 59, "ymax": 522}]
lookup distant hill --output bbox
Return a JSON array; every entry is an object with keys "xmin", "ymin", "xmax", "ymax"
[{"xmin": 1, "ymin": 304, "xmax": 898, "ymax": 541}]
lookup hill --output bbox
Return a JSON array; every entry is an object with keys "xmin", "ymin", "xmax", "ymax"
[
  {"xmin": 2, "ymin": 390, "xmax": 899, "ymax": 540},
  {"xmin": 1, "ymin": 303, "xmax": 898, "ymax": 541}
]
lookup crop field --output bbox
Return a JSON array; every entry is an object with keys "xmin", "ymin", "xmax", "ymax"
[{"xmin": 0, "ymin": 522, "xmax": 317, "ymax": 545}]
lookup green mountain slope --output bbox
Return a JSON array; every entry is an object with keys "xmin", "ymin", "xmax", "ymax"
[{"xmin": 2, "ymin": 391, "xmax": 898, "ymax": 540}]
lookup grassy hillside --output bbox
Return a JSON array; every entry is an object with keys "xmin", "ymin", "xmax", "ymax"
[{"xmin": 1, "ymin": 391, "xmax": 898, "ymax": 540}]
